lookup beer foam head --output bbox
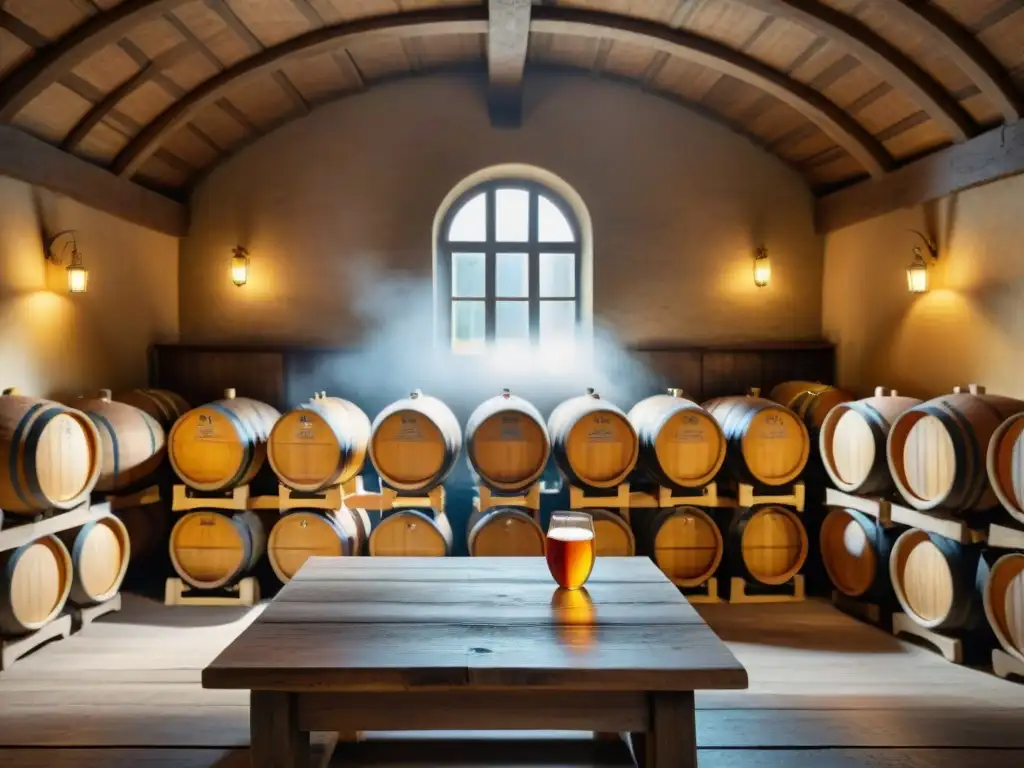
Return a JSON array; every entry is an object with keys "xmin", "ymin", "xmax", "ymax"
[{"xmin": 548, "ymin": 526, "xmax": 594, "ymax": 541}]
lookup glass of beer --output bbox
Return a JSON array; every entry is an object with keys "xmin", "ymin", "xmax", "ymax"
[{"xmin": 546, "ymin": 512, "xmax": 596, "ymax": 590}]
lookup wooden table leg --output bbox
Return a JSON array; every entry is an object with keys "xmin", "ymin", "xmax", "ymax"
[
  {"xmin": 251, "ymin": 691, "xmax": 310, "ymax": 768},
  {"xmin": 634, "ymin": 692, "xmax": 696, "ymax": 768}
]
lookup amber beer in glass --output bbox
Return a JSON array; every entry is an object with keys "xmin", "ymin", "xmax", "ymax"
[{"xmin": 546, "ymin": 512, "xmax": 596, "ymax": 590}]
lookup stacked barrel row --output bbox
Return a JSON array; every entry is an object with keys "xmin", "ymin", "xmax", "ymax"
[
  {"xmin": 0, "ymin": 387, "xmax": 188, "ymax": 638},
  {"xmin": 816, "ymin": 383, "xmax": 1024, "ymax": 665}
]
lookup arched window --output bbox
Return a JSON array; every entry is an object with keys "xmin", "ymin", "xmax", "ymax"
[{"xmin": 437, "ymin": 179, "xmax": 583, "ymax": 353}]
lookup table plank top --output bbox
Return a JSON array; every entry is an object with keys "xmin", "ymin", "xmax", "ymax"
[{"xmin": 203, "ymin": 557, "xmax": 747, "ymax": 693}]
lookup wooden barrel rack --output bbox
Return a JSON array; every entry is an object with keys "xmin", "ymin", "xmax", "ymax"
[{"xmin": 0, "ymin": 501, "xmax": 122, "ymax": 670}]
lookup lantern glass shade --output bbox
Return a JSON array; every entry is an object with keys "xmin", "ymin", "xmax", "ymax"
[
  {"xmin": 231, "ymin": 251, "xmax": 249, "ymax": 286},
  {"xmin": 906, "ymin": 256, "xmax": 928, "ymax": 294},
  {"xmin": 67, "ymin": 264, "xmax": 88, "ymax": 293},
  {"xmin": 753, "ymin": 250, "xmax": 771, "ymax": 288}
]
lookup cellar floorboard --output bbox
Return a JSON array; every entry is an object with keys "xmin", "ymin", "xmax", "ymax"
[{"xmin": 0, "ymin": 595, "xmax": 1022, "ymax": 767}]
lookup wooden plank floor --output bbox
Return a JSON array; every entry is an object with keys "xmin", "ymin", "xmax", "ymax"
[{"xmin": 0, "ymin": 595, "xmax": 1022, "ymax": 767}]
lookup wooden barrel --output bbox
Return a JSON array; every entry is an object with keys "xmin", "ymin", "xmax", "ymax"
[
  {"xmin": 886, "ymin": 384, "xmax": 1024, "ymax": 512},
  {"xmin": 59, "ymin": 514, "xmax": 130, "ymax": 605},
  {"xmin": 703, "ymin": 391, "xmax": 810, "ymax": 487},
  {"xmin": 987, "ymin": 413, "xmax": 1024, "ymax": 526},
  {"xmin": 268, "ymin": 393, "xmax": 371, "ymax": 492},
  {"xmin": 75, "ymin": 389, "xmax": 167, "ymax": 494},
  {"xmin": 820, "ymin": 387, "xmax": 922, "ymax": 494},
  {"xmin": 465, "ymin": 390, "xmax": 550, "ymax": 493},
  {"xmin": 168, "ymin": 388, "xmax": 281, "ymax": 492},
  {"xmin": 769, "ymin": 381, "xmax": 854, "ymax": 431},
  {"xmin": 984, "ymin": 552, "xmax": 1024, "ymax": 662},
  {"xmin": 588, "ymin": 509, "xmax": 635, "ymax": 557},
  {"xmin": 0, "ymin": 390, "xmax": 102, "ymax": 515},
  {"xmin": 820, "ymin": 507, "xmax": 898, "ymax": 601},
  {"xmin": 627, "ymin": 389, "xmax": 726, "ymax": 490},
  {"xmin": 114, "ymin": 389, "xmax": 190, "ymax": 431},
  {"xmin": 466, "ymin": 507, "xmax": 545, "ymax": 557},
  {"xmin": 267, "ymin": 507, "xmax": 372, "ymax": 583},
  {"xmin": 169, "ymin": 509, "xmax": 266, "ymax": 589},
  {"xmin": 889, "ymin": 528, "xmax": 985, "ymax": 633},
  {"xmin": 0, "ymin": 535, "xmax": 72, "ymax": 635},
  {"xmin": 548, "ymin": 389, "xmax": 639, "ymax": 490},
  {"xmin": 369, "ymin": 391, "xmax": 462, "ymax": 492},
  {"xmin": 727, "ymin": 506, "xmax": 808, "ymax": 586},
  {"xmin": 633, "ymin": 506, "xmax": 723, "ymax": 587},
  {"xmin": 368, "ymin": 510, "xmax": 453, "ymax": 557}
]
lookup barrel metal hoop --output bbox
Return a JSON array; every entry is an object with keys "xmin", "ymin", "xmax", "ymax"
[
  {"xmin": 23, "ymin": 406, "xmax": 69, "ymax": 507},
  {"xmin": 87, "ymin": 411, "xmax": 120, "ymax": 488},
  {"xmin": 7, "ymin": 403, "xmax": 47, "ymax": 509},
  {"xmin": 207, "ymin": 403, "xmax": 255, "ymax": 489},
  {"xmin": 929, "ymin": 402, "xmax": 984, "ymax": 509}
]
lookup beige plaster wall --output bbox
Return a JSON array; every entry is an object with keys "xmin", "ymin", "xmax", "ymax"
[
  {"xmin": 822, "ymin": 172, "xmax": 1024, "ymax": 400},
  {"xmin": 181, "ymin": 74, "xmax": 822, "ymax": 347},
  {"xmin": 0, "ymin": 175, "xmax": 180, "ymax": 400}
]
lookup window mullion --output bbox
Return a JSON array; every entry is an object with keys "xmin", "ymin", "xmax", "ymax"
[
  {"xmin": 485, "ymin": 186, "xmax": 496, "ymax": 341},
  {"xmin": 528, "ymin": 189, "xmax": 540, "ymax": 342}
]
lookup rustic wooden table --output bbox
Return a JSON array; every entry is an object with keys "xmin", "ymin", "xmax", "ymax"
[{"xmin": 203, "ymin": 557, "xmax": 747, "ymax": 768}]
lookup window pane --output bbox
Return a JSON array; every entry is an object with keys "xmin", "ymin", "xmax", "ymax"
[
  {"xmin": 448, "ymin": 192, "xmax": 487, "ymax": 241},
  {"xmin": 495, "ymin": 188, "xmax": 529, "ymax": 242},
  {"xmin": 496, "ymin": 252, "xmax": 528, "ymax": 297},
  {"xmin": 538, "ymin": 195, "xmax": 575, "ymax": 242},
  {"xmin": 496, "ymin": 301, "xmax": 529, "ymax": 342},
  {"xmin": 540, "ymin": 252, "xmax": 575, "ymax": 297},
  {"xmin": 452, "ymin": 252, "xmax": 485, "ymax": 297},
  {"xmin": 452, "ymin": 301, "xmax": 485, "ymax": 353},
  {"xmin": 540, "ymin": 301, "xmax": 576, "ymax": 342}
]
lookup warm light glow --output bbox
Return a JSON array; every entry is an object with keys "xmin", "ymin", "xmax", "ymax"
[
  {"xmin": 231, "ymin": 247, "xmax": 249, "ymax": 287},
  {"xmin": 907, "ymin": 253, "xmax": 929, "ymax": 294},
  {"xmin": 67, "ymin": 264, "xmax": 88, "ymax": 293},
  {"xmin": 753, "ymin": 248, "xmax": 771, "ymax": 288}
]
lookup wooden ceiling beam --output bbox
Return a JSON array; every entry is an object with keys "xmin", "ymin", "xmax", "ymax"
[
  {"xmin": 0, "ymin": 125, "xmax": 187, "ymax": 236},
  {"xmin": 0, "ymin": 0, "xmax": 191, "ymax": 123},
  {"xmin": 816, "ymin": 120, "xmax": 1024, "ymax": 233},
  {"xmin": 735, "ymin": 0, "xmax": 976, "ymax": 142},
  {"xmin": 111, "ymin": 8, "xmax": 489, "ymax": 178},
  {"xmin": 109, "ymin": 5, "xmax": 895, "ymax": 180},
  {"xmin": 871, "ymin": 0, "xmax": 1023, "ymax": 123},
  {"xmin": 487, "ymin": 0, "xmax": 532, "ymax": 127},
  {"xmin": 63, "ymin": 41, "xmax": 193, "ymax": 151},
  {"xmin": 530, "ymin": 7, "xmax": 893, "ymax": 177}
]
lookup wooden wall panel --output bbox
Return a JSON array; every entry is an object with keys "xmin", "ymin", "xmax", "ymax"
[
  {"xmin": 153, "ymin": 348, "xmax": 287, "ymax": 409},
  {"xmin": 151, "ymin": 342, "xmax": 835, "ymax": 413}
]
